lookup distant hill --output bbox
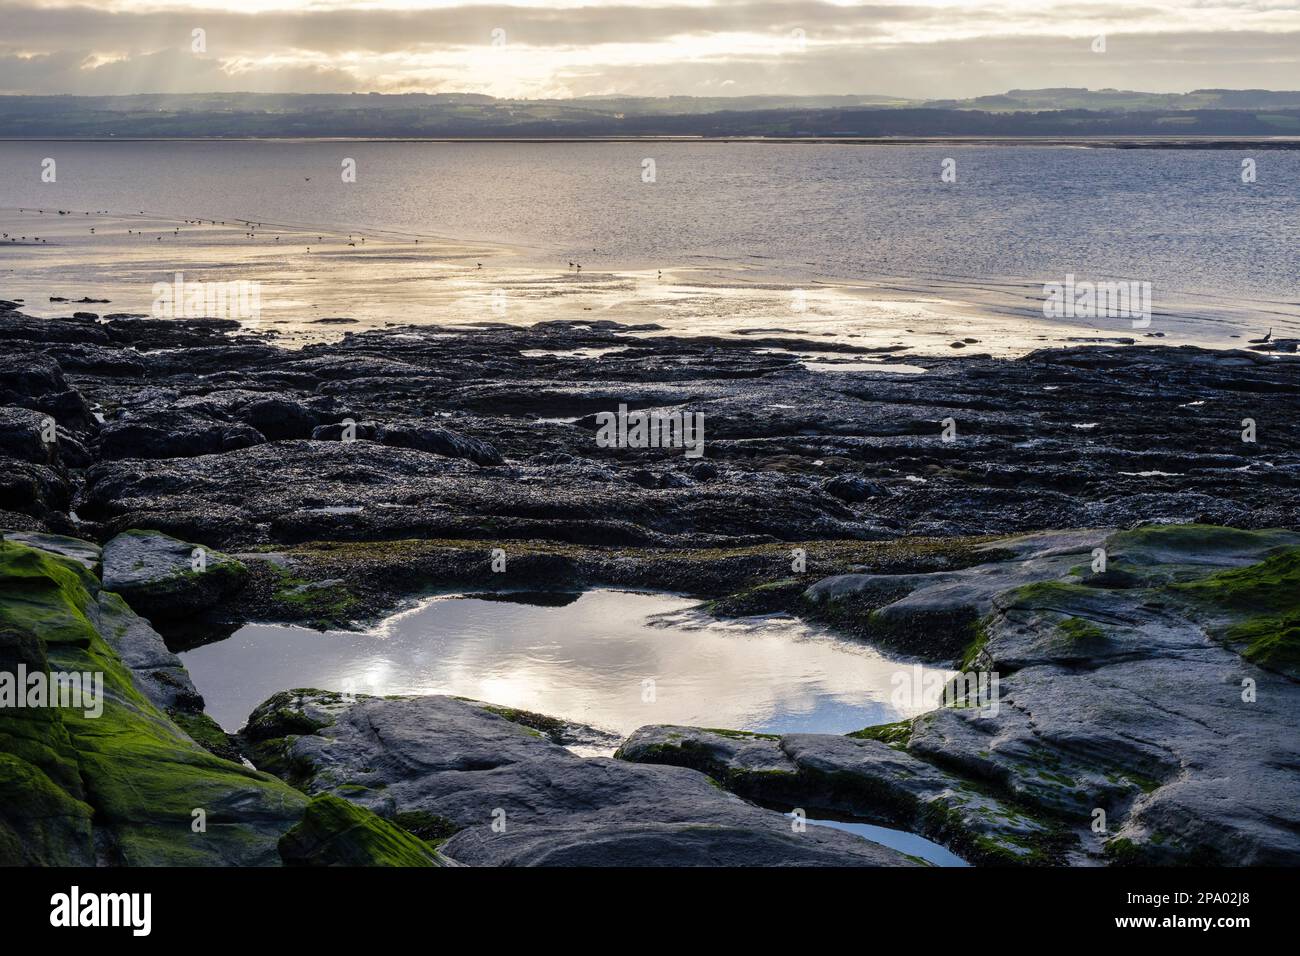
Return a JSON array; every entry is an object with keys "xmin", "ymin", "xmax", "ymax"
[
  {"xmin": 1, "ymin": 89, "xmax": 1298, "ymax": 139},
  {"xmin": 922, "ymin": 88, "xmax": 1300, "ymax": 111}
]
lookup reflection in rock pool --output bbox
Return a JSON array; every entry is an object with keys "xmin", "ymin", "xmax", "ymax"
[
  {"xmin": 180, "ymin": 589, "xmax": 957, "ymax": 747},
  {"xmin": 800, "ymin": 816, "xmax": 969, "ymax": 867}
]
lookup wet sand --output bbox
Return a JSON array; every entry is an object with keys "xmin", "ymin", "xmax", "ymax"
[{"xmin": 3, "ymin": 206, "xmax": 1294, "ymax": 353}]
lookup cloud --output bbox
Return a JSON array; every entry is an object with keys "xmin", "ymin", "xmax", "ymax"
[
  {"xmin": 1, "ymin": 2, "xmax": 937, "ymax": 53},
  {"xmin": 551, "ymin": 31, "xmax": 1300, "ymax": 99},
  {"xmin": 0, "ymin": 47, "xmax": 365, "ymax": 94},
  {"xmin": 0, "ymin": 0, "xmax": 1295, "ymax": 96}
]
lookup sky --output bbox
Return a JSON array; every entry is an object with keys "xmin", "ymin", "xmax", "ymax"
[{"xmin": 0, "ymin": 0, "xmax": 1298, "ymax": 99}]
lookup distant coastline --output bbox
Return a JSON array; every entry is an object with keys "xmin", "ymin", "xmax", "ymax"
[
  {"xmin": 3, "ymin": 136, "xmax": 1299, "ymax": 148},
  {"xmin": 3, "ymin": 88, "xmax": 1300, "ymax": 141}
]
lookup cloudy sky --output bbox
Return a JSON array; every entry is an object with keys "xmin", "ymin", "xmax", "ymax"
[{"xmin": 1, "ymin": 0, "xmax": 1297, "ymax": 99}]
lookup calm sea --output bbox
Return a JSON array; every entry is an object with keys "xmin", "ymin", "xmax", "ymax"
[{"xmin": 2, "ymin": 140, "xmax": 1296, "ymax": 303}]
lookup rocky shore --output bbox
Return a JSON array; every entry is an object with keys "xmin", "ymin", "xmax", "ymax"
[{"xmin": 2, "ymin": 297, "xmax": 1298, "ymax": 866}]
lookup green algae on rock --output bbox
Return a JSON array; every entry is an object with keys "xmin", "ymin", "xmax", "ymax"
[
  {"xmin": 1172, "ymin": 546, "xmax": 1300, "ymax": 678},
  {"xmin": 279, "ymin": 795, "xmax": 443, "ymax": 867},
  {"xmin": 622, "ymin": 525, "xmax": 1300, "ymax": 866},
  {"xmin": 101, "ymin": 529, "xmax": 249, "ymax": 622},
  {"xmin": 240, "ymin": 689, "xmax": 919, "ymax": 866},
  {"xmin": 0, "ymin": 537, "xmax": 306, "ymax": 866}
]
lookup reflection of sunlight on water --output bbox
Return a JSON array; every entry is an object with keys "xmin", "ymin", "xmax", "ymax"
[
  {"xmin": 181, "ymin": 589, "xmax": 957, "ymax": 741},
  {"xmin": 6, "ymin": 206, "xmax": 1256, "ymax": 357},
  {"xmin": 6, "ymin": 141, "xmax": 1296, "ymax": 353}
]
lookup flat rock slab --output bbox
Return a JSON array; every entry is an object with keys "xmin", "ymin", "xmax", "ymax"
[
  {"xmin": 3, "ymin": 530, "xmax": 101, "ymax": 571},
  {"xmin": 101, "ymin": 529, "xmax": 247, "ymax": 619},
  {"xmin": 241, "ymin": 691, "xmax": 918, "ymax": 867},
  {"xmin": 617, "ymin": 726, "xmax": 1068, "ymax": 865}
]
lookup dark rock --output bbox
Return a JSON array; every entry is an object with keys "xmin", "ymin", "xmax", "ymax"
[
  {"xmin": 377, "ymin": 420, "xmax": 504, "ymax": 466},
  {"xmin": 98, "ymin": 410, "xmax": 265, "ymax": 460},
  {"xmin": 0, "ymin": 407, "xmax": 58, "ymax": 465},
  {"xmin": 0, "ymin": 312, "xmax": 113, "ymax": 345},
  {"xmin": 41, "ymin": 344, "xmax": 147, "ymax": 377},
  {"xmin": 821, "ymin": 474, "xmax": 880, "ymax": 502},
  {"xmin": 0, "ymin": 355, "xmax": 94, "ymax": 431},
  {"xmin": 0, "ymin": 455, "xmax": 72, "ymax": 522},
  {"xmin": 242, "ymin": 691, "xmax": 916, "ymax": 867},
  {"xmin": 312, "ymin": 420, "xmax": 380, "ymax": 442},
  {"xmin": 101, "ymin": 529, "xmax": 249, "ymax": 619},
  {"xmin": 279, "ymin": 795, "xmax": 442, "ymax": 866},
  {"xmin": 172, "ymin": 389, "xmax": 344, "ymax": 441},
  {"xmin": 0, "ymin": 306, "xmax": 1296, "ymax": 549}
]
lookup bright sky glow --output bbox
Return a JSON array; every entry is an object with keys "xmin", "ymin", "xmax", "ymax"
[{"xmin": 1, "ymin": 0, "xmax": 1297, "ymax": 97}]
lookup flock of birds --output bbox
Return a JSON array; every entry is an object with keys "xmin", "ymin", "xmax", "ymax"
[{"xmin": 7, "ymin": 208, "xmax": 672, "ymax": 284}]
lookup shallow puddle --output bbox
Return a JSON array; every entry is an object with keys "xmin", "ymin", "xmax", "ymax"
[
  {"xmin": 801, "ymin": 816, "xmax": 969, "ymax": 867},
  {"xmin": 801, "ymin": 360, "xmax": 929, "ymax": 373},
  {"xmin": 181, "ymin": 589, "xmax": 956, "ymax": 743}
]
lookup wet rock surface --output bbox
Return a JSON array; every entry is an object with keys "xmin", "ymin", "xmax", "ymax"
[
  {"xmin": 101, "ymin": 529, "xmax": 248, "ymax": 620},
  {"xmin": 0, "ymin": 307, "xmax": 1295, "ymax": 550},
  {"xmin": 616, "ymin": 726, "xmax": 1072, "ymax": 865},
  {"xmin": 2, "ymin": 305, "xmax": 1298, "ymax": 868},
  {"xmin": 622, "ymin": 526, "xmax": 1300, "ymax": 866},
  {"xmin": 240, "ymin": 690, "xmax": 916, "ymax": 866},
  {"xmin": 0, "ymin": 536, "xmax": 307, "ymax": 865}
]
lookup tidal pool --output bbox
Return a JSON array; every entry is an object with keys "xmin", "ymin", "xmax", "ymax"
[
  {"xmin": 802, "ymin": 816, "xmax": 969, "ymax": 867},
  {"xmin": 181, "ymin": 589, "xmax": 956, "ymax": 743}
]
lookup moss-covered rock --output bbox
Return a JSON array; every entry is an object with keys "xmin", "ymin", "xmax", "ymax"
[
  {"xmin": 846, "ymin": 719, "xmax": 913, "ymax": 748},
  {"xmin": 1173, "ymin": 546, "xmax": 1300, "ymax": 678},
  {"xmin": 0, "ymin": 538, "xmax": 307, "ymax": 866},
  {"xmin": 278, "ymin": 795, "xmax": 442, "ymax": 866},
  {"xmin": 0, "ymin": 622, "xmax": 96, "ymax": 865},
  {"xmin": 101, "ymin": 529, "xmax": 248, "ymax": 621},
  {"xmin": 266, "ymin": 568, "xmax": 359, "ymax": 630},
  {"xmin": 0, "ymin": 540, "xmax": 100, "ymax": 647},
  {"xmin": 170, "ymin": 711, "xmax": 243, "ymax": 763},
  {"xmin": 2, "ymin": 531, "xmax": 101, "ymax": 573}
]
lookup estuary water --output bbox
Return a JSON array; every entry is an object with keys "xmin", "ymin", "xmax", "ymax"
[{"xmin": 2, "ymin": 140, "xmax": 1296, "ymax": 350}]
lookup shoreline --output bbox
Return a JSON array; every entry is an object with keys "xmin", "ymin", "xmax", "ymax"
[{"xmin": 5, "ymin": 207, "xmax": 1296, "ymax": 354}]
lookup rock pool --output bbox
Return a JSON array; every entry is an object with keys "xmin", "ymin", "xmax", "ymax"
[{"xmin": 181, "ymin": 588, "xmax": 956, "ymax": 745}]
